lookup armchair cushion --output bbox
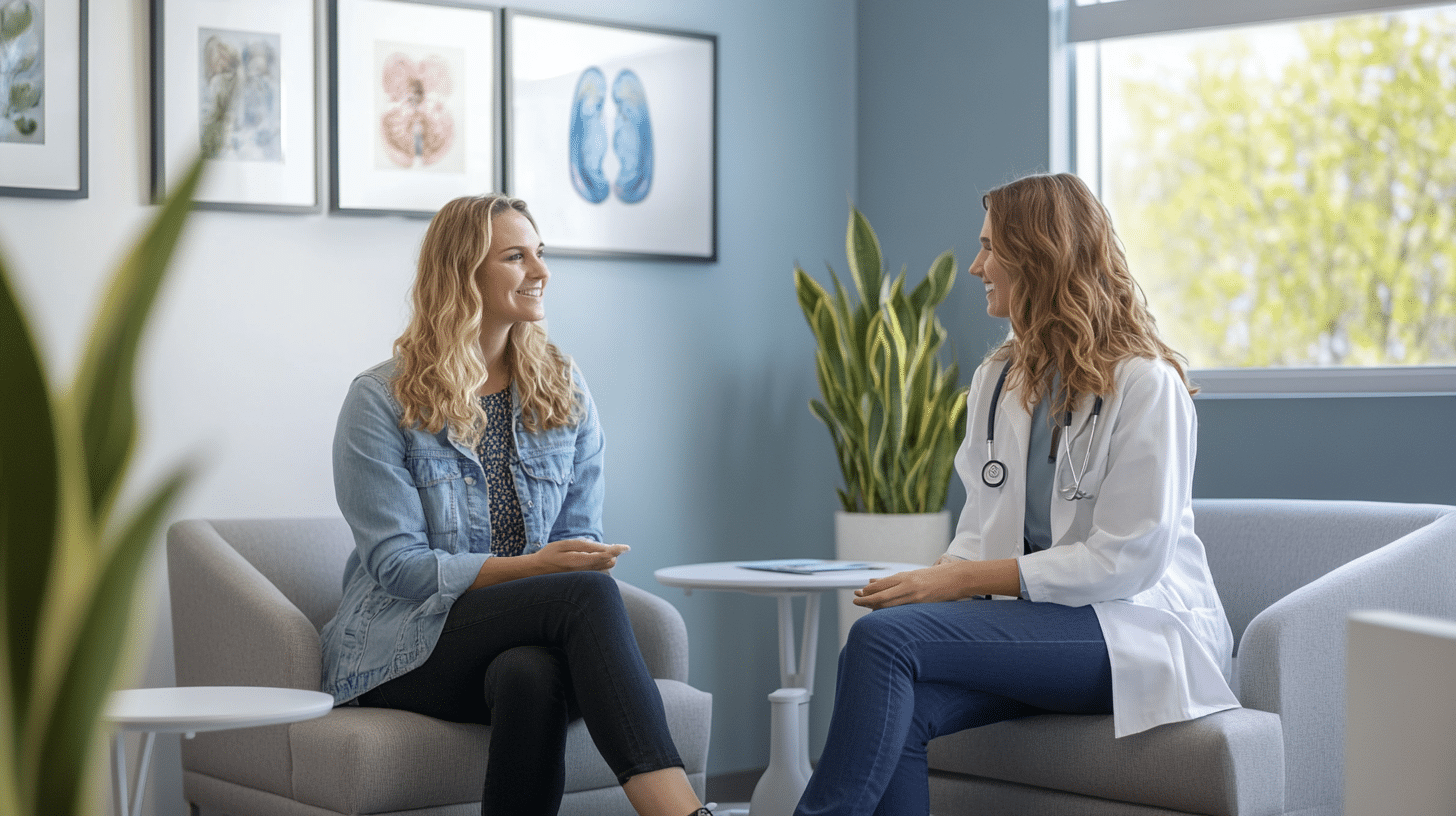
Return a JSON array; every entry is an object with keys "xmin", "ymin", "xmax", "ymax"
[
  {"xmin": 284, "ymin": 679, "xmax": 710, "ymax": 814},
  {"xmin": 928, "ymin": 709, "xmax": 1284, "ymax": 816}
]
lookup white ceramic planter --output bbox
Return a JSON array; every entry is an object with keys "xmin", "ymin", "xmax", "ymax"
[{"xmin": 834, "ymin": 510, "xmax": 950, "ymax": 646}]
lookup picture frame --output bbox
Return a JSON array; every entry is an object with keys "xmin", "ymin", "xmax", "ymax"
[
  {"xmin": 505, "ymin": 11, "xmax": 717, "ymax": 261},
  {"xmin": 0, "ymin": 0, "xmax": 87, "ymax": 198},
  {"xmin": 331, "ymin": 0, "xmax": 499, "ymax": 218},
  {"xmin": 151, "ymin": 0, "xmax": 320, "ymax": 213}
]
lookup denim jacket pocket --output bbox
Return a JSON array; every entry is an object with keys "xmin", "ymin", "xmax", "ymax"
[
  {"xmin": 518, "ymin": 448, "xmax": 572, "ymax": 527},
  {"xmin": 405, "ymin": 451, "xmax": 463, "ymax": 548},
  {"xmin": 519, "ymin": 449, "xmax": 571, "ymax": 484}
]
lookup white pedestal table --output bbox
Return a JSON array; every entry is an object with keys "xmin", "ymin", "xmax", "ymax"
[
  {"xmin": 654, "ymin": 560, "xmax": 924, "ymax": 816},
  {"xmin": 105, "ymin": 685, "xmax": 333, "ymax": 816}
]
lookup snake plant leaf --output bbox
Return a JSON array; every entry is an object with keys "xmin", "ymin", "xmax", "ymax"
[
  {"xmin": 73, "ymin": 154, "xmax": 206, "ymax": 528},
  {"xmin": 909, "ymin": 250, "xmax": 957, "ymax": 314},
  {"xmin": 32, "ymin": 465, "xmax": 191, "ymax": 816},
  {"xmin": 794, "ymin": 266, "xmax": 827, "ymax": 325},
  {"xmin": 845, "ymin": 207, "xmax": 883, "ymax": 321},
  {"xmin": 0, "ymin": 252, "xmax": 58, "ymax": 739}
]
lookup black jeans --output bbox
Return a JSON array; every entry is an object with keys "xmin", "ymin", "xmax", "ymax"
[{"xmin": 358, "ymin": 571, "xmax": 684, "ymax": 815}]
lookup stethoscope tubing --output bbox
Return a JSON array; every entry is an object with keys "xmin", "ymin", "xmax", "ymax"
[{"xmin": 981, "ymin": 360, "xmax": 1103, "ymax": 500}]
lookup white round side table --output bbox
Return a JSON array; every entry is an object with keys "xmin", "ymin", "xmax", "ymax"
[
  {"xmin": 655, "ymin": 560, "xmax": 924, "ymax": 816},
  {"xmin": 105, "ymin": 685, "xmax": 333, "ymax": 816}
]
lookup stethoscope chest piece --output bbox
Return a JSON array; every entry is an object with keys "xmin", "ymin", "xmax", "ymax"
[{"xmin": 982, "ymin": 459, "xmax": 1006, "ymax": 488}]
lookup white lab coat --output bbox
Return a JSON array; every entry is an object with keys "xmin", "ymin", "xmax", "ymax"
[{"xmin": 944, "ymin": 355, "xmax": 1240, "ymax": 737}]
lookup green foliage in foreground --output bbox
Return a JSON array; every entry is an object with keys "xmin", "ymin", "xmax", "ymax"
[
  {"xmin": 0, "ymin": 156, "xmax": 203, "ymax": 815},
  {"xmin": 795, "ymin": 208, "xmax": 968, "ymax": 514},
  {"xmin": 1113, "ymin": 11, "xmax": 1456, "ymax": 367}
]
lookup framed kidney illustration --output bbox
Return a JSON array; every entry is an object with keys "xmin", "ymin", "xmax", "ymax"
[{"xmin": 505, "ymin": 11, "xmax": 716, "ymax": 261}]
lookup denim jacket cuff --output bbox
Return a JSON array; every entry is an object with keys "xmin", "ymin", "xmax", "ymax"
[{"xmin": 436, "ymin": 552, "xmax": 491, "ymax": 607}]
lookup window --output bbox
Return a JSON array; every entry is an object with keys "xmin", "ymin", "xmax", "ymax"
[{"xmin": 1054, "ymin": 0, "xmax": 1456, "ymax": 395}]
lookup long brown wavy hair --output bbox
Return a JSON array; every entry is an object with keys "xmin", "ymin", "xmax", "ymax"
[
  {"xmin": 983, "ymin": 173, "xmax": 1194, "ymax": 417},
  {"xmin": 392, "ymin": 194, "xmax": 580, "ymax": 440}
]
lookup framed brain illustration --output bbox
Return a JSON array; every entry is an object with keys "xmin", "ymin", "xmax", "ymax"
[
  {"xmin": 331, "ymin": 0, "xmax": 498, "ymax": 216},
  {"xmin": 505, "ymin": 12, "xmax": 717, "ymax": 261}
]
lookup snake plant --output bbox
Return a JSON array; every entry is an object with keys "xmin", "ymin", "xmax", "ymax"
[
  {"xmin": 0, "ymin": 153, "xmax": 204, "ymax": 815},
  {"xmin": 795, "ymin": 207, "xmax": 969, "ymax": 514}
]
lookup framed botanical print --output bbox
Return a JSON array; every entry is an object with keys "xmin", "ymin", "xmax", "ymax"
[
  {"xmin": 151, "ymin": 0, "xmax": 320, "ymax": 212},
  {"xmin": 331, "ymin": 0, "xmax": 499, "ymax": 217},
  {"xmin": 0, "ymin": 0, "xmax": 87, "ymax": 198},
  {"xmin": 505, "ymin": 11, "xmax": 717, "ymax": 261}
]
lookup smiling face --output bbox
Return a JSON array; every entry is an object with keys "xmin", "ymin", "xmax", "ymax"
[
  {"xmin": 476, "ymin": 209, "xmax": 548, "ymax": 331},
  {"xmin": 968, "ymin": 208, "xmax": 1012, "ymax": 319}
]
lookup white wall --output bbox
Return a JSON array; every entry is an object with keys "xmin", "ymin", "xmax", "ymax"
[{"xmin": 0, "ymin": 0, "xmax": 857, "ymax": 812}]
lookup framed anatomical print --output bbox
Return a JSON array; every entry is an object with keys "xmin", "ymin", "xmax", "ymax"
[
  {"xmin": 505, "ymin": 11, "xmax": 716, "ymax": 261},
  {"xmin": 151, "ymin": 0, "xmax": 319, "ymax": 212},
  {"xmin": 331, "ymin": 0, "xmax": 498, "ymax": 217},
  {"xmin": 1, "ymin": 0, "xmax": 86, "ymax": 198}
]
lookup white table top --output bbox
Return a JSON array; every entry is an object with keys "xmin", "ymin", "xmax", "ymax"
[
  {"xmin": 654, "ymin": 560, "xmax": 927, "ymax": 594},
  {"xmin": 106, "ymin": 686, "xmax": 334, "ymax": 733}
]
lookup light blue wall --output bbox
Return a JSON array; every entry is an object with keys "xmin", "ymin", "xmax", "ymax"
[
  {"xmin": 1194, "ymin": 396, "xmax": 1456, "ymax": 504},
  {"xmin": 855, "ymin": 0, "xmax": 1052, "ymax": 519},
  {"xmin": 509, "ymin": 0, "xmax": 860, "ymax": 775},
  {"xmin": 854, "ymin": 0, "xmax": 1456, "ymax": 519}
]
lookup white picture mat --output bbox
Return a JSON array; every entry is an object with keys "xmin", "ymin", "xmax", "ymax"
[
  {"xmin": 510, "ymin": 15, "xmax": 713, "ymax": 258},
  {"xmin": 160, "ymin": 0, "xmax": 317, "ymax": 207},
  {"xmin": 335, "ymin": 0, "xmax": 497, "ymax": 213},
  {"xmin": 0, "ymin": 0, "xmax": 82, "ymax": 191}
]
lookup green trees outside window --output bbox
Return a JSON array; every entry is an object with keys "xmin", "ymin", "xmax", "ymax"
[{"xmin": 1089, "ymin": 5, "xmax": 1456, "ymax": 369}]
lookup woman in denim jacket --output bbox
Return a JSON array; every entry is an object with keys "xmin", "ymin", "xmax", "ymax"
[{"xmin": 319, "ymin": 194, "xmax": 712, "ymax": 816}]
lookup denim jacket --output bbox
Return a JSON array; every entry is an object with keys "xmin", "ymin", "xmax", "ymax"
[{"xmin": 319, "ymin": 358, "xmax": 605, "ymax": 703}]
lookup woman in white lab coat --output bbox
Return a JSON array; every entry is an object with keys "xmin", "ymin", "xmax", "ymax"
[{"xmin": 794, "ymin": 173, "xmax": 1240, "ymax": 816}]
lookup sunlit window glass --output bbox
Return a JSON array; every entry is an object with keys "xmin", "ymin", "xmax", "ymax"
[{"xmin": 1076, "ymin": 5, "xmax": 1456, "ymax": 369}]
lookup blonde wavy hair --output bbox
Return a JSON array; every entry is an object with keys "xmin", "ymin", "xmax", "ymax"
[
  {"xmin": 392, "ymin": 194, "xmax": 581, "ymax": 440},
  {"xmin": 983, "ymin": 173, "xmax": 1194, "ymax": 417}
]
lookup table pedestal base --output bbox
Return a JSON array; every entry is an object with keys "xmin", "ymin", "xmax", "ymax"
[{"xmin": 750, "ymin": 687, "xmax": 811, "ymax": 816}]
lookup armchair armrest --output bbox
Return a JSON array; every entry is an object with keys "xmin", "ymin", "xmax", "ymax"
[
  {"xmin": 167, "ymin": 519, "xmax": 323, "ymax": 691},
  {"xmin": 1237, "ymin": 509, "xmax": 1456, "ymax": 815},
  {"xmin": 616, "ymin": 579, "xmax": 689, "ymax": 682}
]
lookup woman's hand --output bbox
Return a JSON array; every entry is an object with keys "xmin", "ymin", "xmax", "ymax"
[
  {"xmin": 532, "ymin": 539, "xmax": 629, "ymax": 573},
  {"xmin": 470, "ymin": 540, "xmax": 628, "ymax": 590},
  {"xmin": 852, "ymin": 558, "xmax": 1020, "ymax": 609}
]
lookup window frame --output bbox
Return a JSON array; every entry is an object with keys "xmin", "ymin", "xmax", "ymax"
[{"xmin": 1049, "ymin": 0, "xmax": 1456, "ymax": 397}]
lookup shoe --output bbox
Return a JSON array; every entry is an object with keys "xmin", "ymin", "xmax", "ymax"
[{"xmin": 687, "ymin": 805, "xmax": 717, "ymax": 816}]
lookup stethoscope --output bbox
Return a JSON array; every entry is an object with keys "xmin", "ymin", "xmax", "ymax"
[{"xmin": 981, "ymin": 361, "xmax": 1104, "ymax": 500}]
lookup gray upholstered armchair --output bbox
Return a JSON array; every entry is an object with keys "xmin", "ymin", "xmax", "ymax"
[
  {"xmin": 926, "ymin": 499, "xmax": 1456, "ymax": 816},
  {"xmin": 167, "ymin": 517, "xmax": 711, "ymax": 816}
]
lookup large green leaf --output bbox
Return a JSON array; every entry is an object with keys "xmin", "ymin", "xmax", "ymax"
[
  {"xmin": 32, "ymin": 466, "xmax": 190, "ymax": 816},
  {"xmin": 73, "ymin": 157, "xmax": 205, "ymax": 527},
  {"xmin": 0, "ymin": 254, "xmax": 58, "ymax": 742},
  {"xmin": 845, "ymin": 207, "xmax": 884, "ymax": 317}
]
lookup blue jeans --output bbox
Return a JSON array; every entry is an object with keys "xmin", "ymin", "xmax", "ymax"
[
  {"xmin": 359, "ymin": 571, "xmax": 683, "ymax": 815},
  {"xmin": 794, "ymin": 599, "xmax": 1114, "ymax": 816}
]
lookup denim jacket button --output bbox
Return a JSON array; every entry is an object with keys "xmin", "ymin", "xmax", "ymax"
[{"xmin": 464, "ymin": 476, "xmax": 476, "ymax": 485}]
